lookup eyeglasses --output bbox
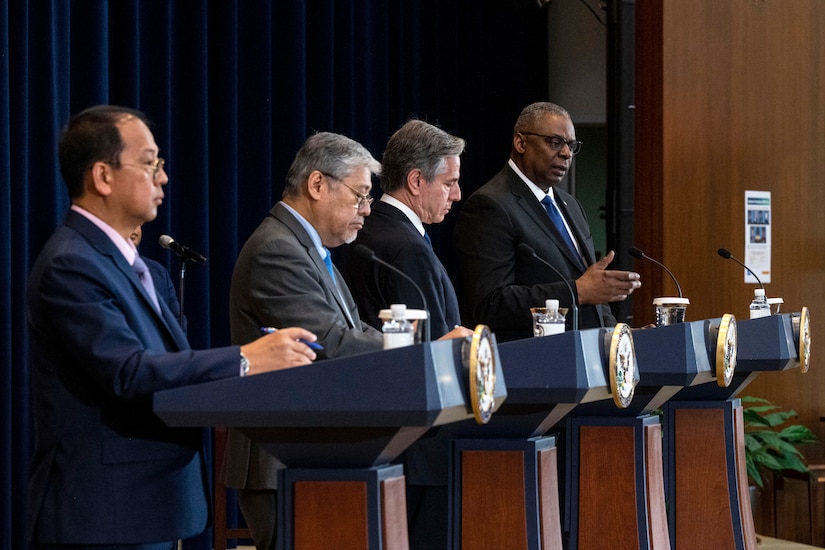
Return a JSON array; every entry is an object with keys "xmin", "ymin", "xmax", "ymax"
[
  {"xmin": 106, "ymin": 158, "xmax": 166, "ymax": 181},
  {"xmin": 322, "ymin": 172, "xmax": 374, "ymax": 209},
  {"xmin": 519, "ymin": 132, "xmax": 582, "ymax": 155}
]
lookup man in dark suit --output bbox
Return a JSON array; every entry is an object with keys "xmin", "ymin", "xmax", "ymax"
[
  {"xmin": 337, "ymin": 120, "xmax": 473, "ymax": 549},
  {"xmin": 224, "ymin": 131, "xmax": 470, "ymax": 550},
  {"xmin": 339, "ymin": 119, "xmax": 468, "ymax": 338},
  {"xmin": 454, "ymin": 102, "xmax": 641, "ymax": 341},
  {"xmin": 25, "ymin": 105, "xmax": 318, "ymax": 550}
]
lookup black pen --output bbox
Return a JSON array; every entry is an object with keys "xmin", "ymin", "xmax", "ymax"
[{"xmin": 260, "ymin": 327, "xmax": 324, "ymax": 350}]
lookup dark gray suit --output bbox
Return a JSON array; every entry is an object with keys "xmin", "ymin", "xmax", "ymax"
[
  {"xmin": 224, "ymin": 202, "xmax": 382, "ymax": 489},
  {"xmin": 453, "ymin": 163, "xmax": 615, "ymax": 341}
]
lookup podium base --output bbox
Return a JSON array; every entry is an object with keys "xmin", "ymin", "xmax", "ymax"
[
  {"xmin": 451, "ymin": 435, "xmax": 562, "ymax": 549},
  {"xmin": 278, "ymin": 464, "xmax": 408, "ymax": 550},
  {"xmin": 664, "ymin": 399, "xmax": 758, "ymax": 550},
  {"xmin": 567, "ymin": 415, "xmax": 671, "ymax": 549}
]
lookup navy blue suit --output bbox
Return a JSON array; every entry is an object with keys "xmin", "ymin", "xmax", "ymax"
[
  {"xmin": 26, "ymin": 210, "xmax": 239, "ymax": 545},
  {"xmin": 338, "ymin": 199, "xmax": 461, "ymax": 338}
]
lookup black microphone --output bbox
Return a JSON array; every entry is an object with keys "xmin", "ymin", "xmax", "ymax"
[
  {"xmin": 628, "ymin": 246, "xmax": 683, "ymax": 298},
  {"xmin": 717, "ymin": 248, "xmax": 765, "ymax": 292},
  {"xmin": 353, "ymin": 244, "xmax": 431, "ymax": 343},
  {"xmin": 517, "ymin": 243, "xmax": 579, "ymax": 331},
  {"xmin": 159, "ymin": 235, "xmax": 208, "ymax": 264}
]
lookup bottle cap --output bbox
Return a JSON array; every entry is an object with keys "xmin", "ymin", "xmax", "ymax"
[
  {"xmin": 754, "ymin": 288, "xmax": 765, "ymax": 297},
  {"xmin": 390, "ymin": 303, "xmax": 407, "ymax": 318},
  {"xmin": 545, "ymin": 299, "xmax": 559, "ymax": 311}
]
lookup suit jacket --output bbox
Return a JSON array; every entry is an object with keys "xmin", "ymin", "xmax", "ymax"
[
  {"xmin": 223, "ymin": 202, "xmax": 383, "ymax": 490},
  {"xmin": 453, "ymin": 163, "xmax": 616, "ymax": 341},
  {"xmin": 338, "ymin": 200, "xmax": 461, "ymax": 338},
  {"xmin": 25, "ymin": 210, "xmax": 240, "ymax": 544}
]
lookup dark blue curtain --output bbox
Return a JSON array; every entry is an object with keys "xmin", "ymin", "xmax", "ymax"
[{"xmin": 1, "ymin": 1, "xmax": 549, "ymax": 548}]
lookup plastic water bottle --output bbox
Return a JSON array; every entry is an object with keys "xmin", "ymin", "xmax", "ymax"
[
  {"xmin": 749, "ymin": 288, "xmax": 771, "ymax": 319},
  {"xmin": 382, "ymin": 304, "xmax": 415, "ymax": 349},
  {"xmin": 537, "ymin": 299, "xmax": 566, "ymax": 336}
]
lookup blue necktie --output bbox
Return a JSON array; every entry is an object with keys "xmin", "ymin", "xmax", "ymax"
[
  {"xmin": 541, "ymin": 195, "xmax": 583, "ymax": 268},
  {"xmin": 323, "ymin": 248, "xmax": 337, "ymax": 285},
  {"xmin": 132, "ymin": 255, "xmax": 161, "ymax": 313},
  {"xmin": 423, "ymin": 232, "xmax": 432, "ymax": 247}
]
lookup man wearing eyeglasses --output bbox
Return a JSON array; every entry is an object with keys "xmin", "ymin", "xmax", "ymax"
[
  {"xmin": 25, "ymin": 105, "xmax": 318, "ymax": 550},
  {"xmin": 453, "ymin": 102, "xmax": 641, "ymax": 340}
]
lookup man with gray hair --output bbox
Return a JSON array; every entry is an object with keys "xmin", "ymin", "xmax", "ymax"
[
  {"xmin": 223, "ymin": 131, "xmax": 385, "ymax": 550},
  {"xmin": 339, "ymin": 119, "xmax": 470, "ymax": 338},
  {"xmin": 224, "ymin": 130, "xmax": 470, "ymax": 549},
  {"xmin": 338, "ymin": 119, "xmax": 472, "ymax": 549},
  {"xmin": 454, "ymin": 102, "xmax": 641, "ymax": 340}
]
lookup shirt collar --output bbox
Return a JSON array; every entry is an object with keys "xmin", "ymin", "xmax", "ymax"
[
  {"xmin": 279, "ymin": 201, "xmax": 330, "ymax": 260},
  {"xmin": 70, "ymin": 205, "xmax": 138, "ymax": 264},
  {"xmin": 380, "ymin": 194, "xmax": 426, "ymax": 236},
  {"xmin": 508, "ymin": 158, "xmax": 558, "ymax": 205}
]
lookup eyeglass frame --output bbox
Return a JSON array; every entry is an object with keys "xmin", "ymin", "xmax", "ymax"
[
  {"xmin": 320, "ymin": 171, "xmax": 374, "ymax": 209},
  {"xmin": 518, "ymin": 132, "xmax": 582, "ymax": 155},
  {"xmin": 105, "ymin": 158, "xmax": 166, "ymax": 181}
]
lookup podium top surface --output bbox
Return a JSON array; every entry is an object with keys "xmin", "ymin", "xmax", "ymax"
[{"xmin": 154, "ymin": 337, "xmax": 507, "ymax": 429}]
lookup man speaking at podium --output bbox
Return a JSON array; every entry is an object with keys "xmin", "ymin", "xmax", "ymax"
[{"xmin": 454, "ymin": 102, "xmax": 641, "ymax": 340}]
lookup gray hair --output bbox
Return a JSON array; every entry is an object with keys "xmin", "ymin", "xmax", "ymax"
[
  {"xmin": 380, "ymin": 120, "xmax": 465, "ymax": 193},
  {"xmin": 514, "ymin": 102, "xmax": 570, "ymax": 134},
  {"xmin": 283, "ymin": 132, "xmax": 381, "ymax": 198}
]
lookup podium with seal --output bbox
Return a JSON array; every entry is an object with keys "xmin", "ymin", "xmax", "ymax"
[
  {"xmin": 662, "ymin": 310, "xmax": 810, "ymax": 550},
  {"xmin": 154, "ymin": 331, "xmax": 506, "ymax": 550},
  {"xmin": 449, "ymin": 323, "xmax": 636, "ymax": 549}
]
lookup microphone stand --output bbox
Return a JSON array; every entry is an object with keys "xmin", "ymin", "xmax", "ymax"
[{"xmin": 177, "ymin": 258, "xmax": 187, "ymax": 328}]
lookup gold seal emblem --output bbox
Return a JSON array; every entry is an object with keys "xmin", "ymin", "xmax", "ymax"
[
  {"xmin": 795, "ymin": 307, "xmax": 811, "ymax": 374},
  {"xmin": 715, "ymin": 313, "xmax": 737, "ymax": 387},
  {"xmin": 466, "ymin": 325, "xmax": 496, "ymax": 424},
  {"xmin": 608, "ymin": 323, "xmax": 637, "ymax": 409}
]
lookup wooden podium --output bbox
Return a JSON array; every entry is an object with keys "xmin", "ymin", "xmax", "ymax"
[
  {"xmin": 562, "ymin": 319, "xmax": 731, "ymax": 550},
  {"xmin": 154, "ymin": 338, "xmax": 507, "ymax": 550},
  {"xmin": 663, "ymin": 313, "xmax": 808, "ymax": 550},
  {"xmin": 449, "ymin": 326, "xmax": 631, "ymax": 550}
]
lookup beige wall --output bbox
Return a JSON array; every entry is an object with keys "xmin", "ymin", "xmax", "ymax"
[{"xmin": 635, "ymin": 0, "xmax": 825, "ymax": 433}]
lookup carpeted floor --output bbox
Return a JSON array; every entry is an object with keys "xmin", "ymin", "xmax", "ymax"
[{"xmin": 758, "ymin": 535, "xmax": 824, "ymax": 549}]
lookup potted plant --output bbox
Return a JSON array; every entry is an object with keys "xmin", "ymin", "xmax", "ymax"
[{"xmin": 742, "ymin": 395, "xmax": 817, "ymax": 489}]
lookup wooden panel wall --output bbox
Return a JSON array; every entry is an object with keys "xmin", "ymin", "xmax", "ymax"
[{"xmin": 634, "ymin": 1, "xmax": 825, "ymax": 433}]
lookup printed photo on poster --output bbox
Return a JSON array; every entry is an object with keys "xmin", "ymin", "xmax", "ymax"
[{"xmin": 744, "ymin": 190, "xmax": 771, "ymax": 284}]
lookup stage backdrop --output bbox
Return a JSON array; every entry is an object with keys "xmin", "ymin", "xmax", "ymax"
[{"xmin": 1, "ymin": 1, "xmax": 551, "ymax": 548}]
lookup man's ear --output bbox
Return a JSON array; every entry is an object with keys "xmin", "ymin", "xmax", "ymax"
[
  {"xmin": 89, "ymin": 161, "xmax": 114, "ymax": 197},
  {"xmin": 406, "ymin": 169, "xmax": 423, "ymax": 196},
  {"xmin": 513, "ymin": 133, "xmax": 527, "ymax": 154},
  {"xmin": 306, "ymin": 170, "xmax": 326, "ymax": 200}
]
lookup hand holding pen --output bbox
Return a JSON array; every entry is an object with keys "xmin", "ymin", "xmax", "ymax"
[
  {"xmin": 239, "ymin": 327, "xmax": 320, "ymax": 375},
  {"xmin": 260, "ymin": 327, "xmax": 324, "ymax": 350}
]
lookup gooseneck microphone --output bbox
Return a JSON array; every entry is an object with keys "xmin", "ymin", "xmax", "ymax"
[
  {"xmin": 159, "ymin": 235, "xmax": 208, "ymax": 265},
  {"xmin": 517, "ymin": 243, "xmax": 579, "ymax": 331},
  {"xmin": 353, "ymin": 244, "xmax": 431, "ymax": 343},
  {"xmin": 717, "ymin": 248, "xmax": 765, "ymax": 292},
  {"xmin": 628, "ymin": 246, "xmax": 683, "ymax": 298}
]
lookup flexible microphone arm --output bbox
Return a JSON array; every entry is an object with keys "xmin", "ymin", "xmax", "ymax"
[
  {"xmin": 717, "ymin": 248, "xmax": 765, "ymax": 292},
  {"xmin": 353, "ymin": 244, "xmax": 431, "ymax": 343},
  {"xmin": 628, "ymin": 246, "xmax": 683, "ymax": 298},
  {"xmin": 517, "ymin": 243, "xmax": 579, "ymax": 331}
]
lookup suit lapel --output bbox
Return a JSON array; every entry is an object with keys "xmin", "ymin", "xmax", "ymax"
[
  {"xmin": 271, "ymin": 204, "xmax": 358, "ymax": 328},
  {"xmin": 504, "ymin": 171, "xmax": 587, "ymax": 272},
  {"xmin": 65, "ymin": 211, "xmax": 190, "ymax": 349}
]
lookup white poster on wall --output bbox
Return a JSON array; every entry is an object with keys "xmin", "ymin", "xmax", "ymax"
[{"xmin": 744, "ymin": 190, "xmax": 771, "ymax": 284}]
